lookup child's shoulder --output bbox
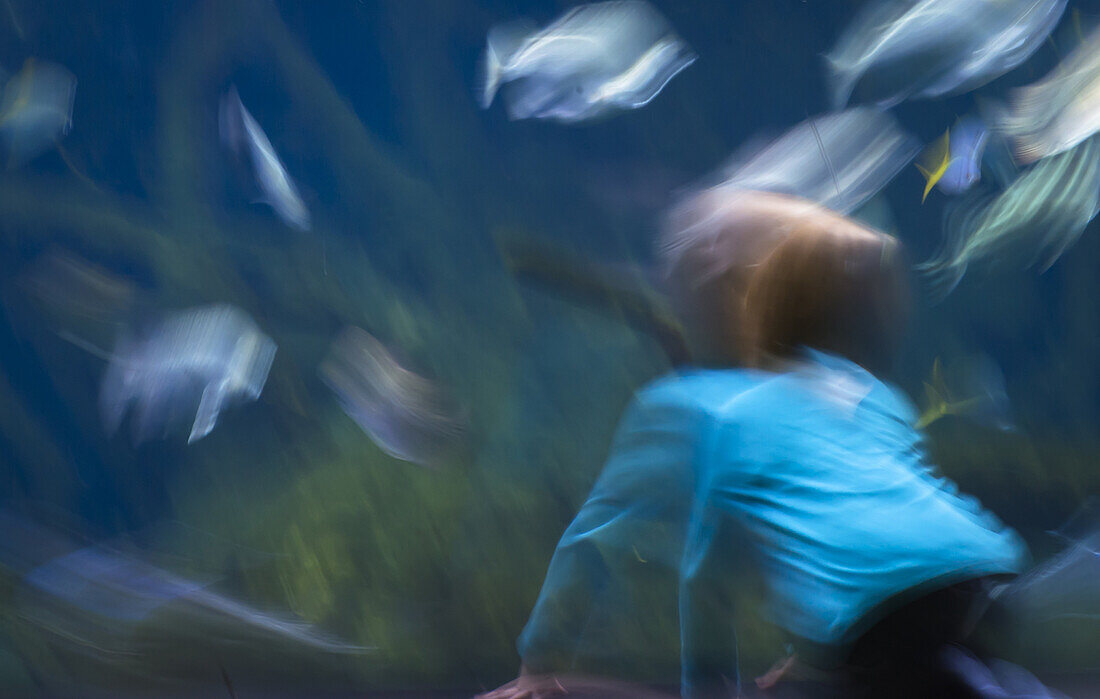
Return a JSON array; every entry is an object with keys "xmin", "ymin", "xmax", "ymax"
[{"xmin": 635, "ymin": 367, "xmax": 769, "ymax": 413}]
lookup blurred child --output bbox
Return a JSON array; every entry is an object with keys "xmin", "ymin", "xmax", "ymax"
[
  {"xmin": 679, "ymin": 215, "xmax": 1028, "ymax": 698},
  {"xmin": 480, "ymin": 191, "xmax": 880, "ymax": 699},
  {"xmin": 479, "ymin": 191, "xmax": 831, "ymax": 699}
]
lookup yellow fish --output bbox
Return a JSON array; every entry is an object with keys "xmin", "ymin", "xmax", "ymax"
[
  {"xmin": 915, "ymin": 129, "xmax": 953, "ymax": 203},
  {"xmin": 917, "ymin": 358, "xmax": 956, "ymax": 428},
  {"xmin": 916, "ymin": 357, "xmax": 993, "ymax": 429}
]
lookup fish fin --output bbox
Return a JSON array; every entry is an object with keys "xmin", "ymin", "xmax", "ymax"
[
  {"xmin": 915, "ymin": 164, "xmax": 936, "ymax": 203},
  {"xmin": 478, "ymin": 49, "xmax": 502, "ymax": 109},
  {"xmin": 917, "ymin": 385, "xmax": 943, "ymax": 429},
  {"xmin": 242, "ymin": 336, "xmax": 276, "ymax": 400},
  {"xmin": 479, "ymin": 20, "xmax": 534, "ymax": 109},
  {"xmin": 915, "ymin": 406, "xmax": 939, "ymax": 430},
  {"xmin": 189, "ymin": 382, "xmax": 227, "ymax": 444},
  {"xmin": 916, "ymin": 129, "xmax": 951, "ymax": 203},
  {"xmin": 916, "ymin": 359, "xmax": 950, "ymax": 428}
]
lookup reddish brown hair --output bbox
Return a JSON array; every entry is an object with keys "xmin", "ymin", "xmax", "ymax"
[
  {"xmin": 660, "ymin": 190, "xmax": 834, "ymax": 367},
  {"xmin": 744, "ymin": 216, "xmax": 909, "ymax": 375}
]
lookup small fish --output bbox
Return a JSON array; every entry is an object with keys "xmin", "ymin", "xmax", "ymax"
[
  {"xmin": 916, "ymin": 118, "xmax": 990, "ymax": 202},
  {"xmin": 99, "ymin": 304, "xmax": 277, "ymax": 444},
  {"xmin": 0, "ymin": 58, "xmax": 76, "ymax": 167},
  {"xmin": 320, "ymin": 327, "xmax": 465, "ymax": 467},
  {"xmin": 993, "ymin": 24, "xmax": 1100, "ymax": 164},
  {"xmin": 918, "ymin": 135, "xmax": 1100, "ymax": 300},
  {"xmin": 826, "ymin": 0, "xmax": 1066, "ymax": 108},
  {"xmin": 479, "ymin": 1, "xmax": 695, "ymax": 123},
  {"xmin": 219, "ymin": 85, "xmax": 310, "ymax": 231},
  {"xmin": 3, "ymin": 517, "xmax": 368, "ymax": 654},
  {"xmin": 916, "ymin": 355, "xmax": 1014, "ymax": 431},
  {"xmin": 703, "ymin": 108, "xmax": 920, "ymax": 215},
  {"xmin": 23, "ymin": 545, "xmax": 212, "ymax": 622}
]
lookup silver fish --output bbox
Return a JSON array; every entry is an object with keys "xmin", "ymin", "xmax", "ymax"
[
  {"xmin": 826, "ymin": 0, "xmax": 1065, "ymax": 109},
  {"xmin": 26, "ymin": 547, "xmax": 363, "ymax": 651},
  {"xmin": 0, "ymin": 512, "xmax": 367, "ymax": 657},
  {"xmin": 320, "ymin": 327, "xmax": 465, "ymax": 467},
  {"xmin": 480, "ymin": 1, "xmax": 695, "ymax": 122},
  {"xmin": 0, "ymin": 58, "xmax": 76, "ymax": 167},
  {"xmin": 100, "ymin": 304, "xmax": 277, "ymax": 444},
  {"xmin": 705, "ymin": 108, "xmax": 920, "ymax": 216},
  {"xmin": 994, "ymin": 24, "xmax": 1100, "ymax": 164},
  {"xmin": 219, "ymin": 85, "xmax": 310, "ymax": 231},
  {"xmin": 918, "ymin": 135, "xmax": 1100, "ymax": 301}
]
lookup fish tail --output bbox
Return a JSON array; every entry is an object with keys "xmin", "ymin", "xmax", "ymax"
[
  {"xmin": 479, "ymin": 20, "xmax": 532, "ymax": 110},
  {"xmin": 478, "ymin": 46, "xmax": 503, "ymax": 109},
  {"xmin": 915, "ymin": 163, "xmax": 935, "ymax": 203},
  {"xmin": 916, "ymin": 129, "xmax": 952, "ymax": 203},
  {"xmin": 915, "ymin": 405, "xmax": 942, "ymax": 430},
  {"xmin": 189, "ymin": 382, "xmax": 227, "ymax": 444},
  {"xmin": 822, "ymin": 53, "xmax": 855, "ymax": 110}
]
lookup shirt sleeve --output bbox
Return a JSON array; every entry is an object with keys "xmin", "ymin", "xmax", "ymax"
[
  {"xmin": 679, "ymin": 417, "xmax": 746, "ymax": 698},
  {"xmin": 517, "ymin": 389, "xmax": 702, "ymax": 672}
]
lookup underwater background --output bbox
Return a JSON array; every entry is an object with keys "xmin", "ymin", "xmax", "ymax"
[{"xmin": 1, "ymin": 0, "xmax": 1100, "ymax": 695}]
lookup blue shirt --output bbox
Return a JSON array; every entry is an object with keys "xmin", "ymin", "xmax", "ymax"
[
  {"xmin": 517, "ymin": 368, "xmax": 764, "ymax": 672},
  {"xmin": 680, "ymin": 350, "xmax": 1027, "ymax": 696}
]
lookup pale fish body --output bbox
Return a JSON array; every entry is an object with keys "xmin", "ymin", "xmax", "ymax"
[
  {"xmin": 709, "ymin": 107, "xmax": 920, "ymax": 215},
  {"xmin": 826, "ymin": 0, "xmax": 1066, "ymax": 109},
  {"xmin": 0, "ymin": 58, "xmax": 76, "ymax": 167},
  {"xmin": 320, "ymin": 326, "xmax": 465, "ymax": 468},
  {"xmin": 918, "ymin": 135, "xmax": 1100, "ymax": 301},
  {"xmin": 3, "ymin": 514, "xmax": 367, "ymax": 654},
  {"xmin": 100, "ymin": 304, "xmax": 277, "ymax": 444},
  {"xmin": 479, "ymin": 1, "xmax": 695, "ymax": 123},
  {"xmin": 939, "ymin": 116, "xmax": 990, "ymax": 195},
  {"xmin": 995, "ymin": 25, "xmax": 1100, "ymax": 163},
  {"xmin": 219, "ymin": 86, "xmax": 310, "ymax": 231}
]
